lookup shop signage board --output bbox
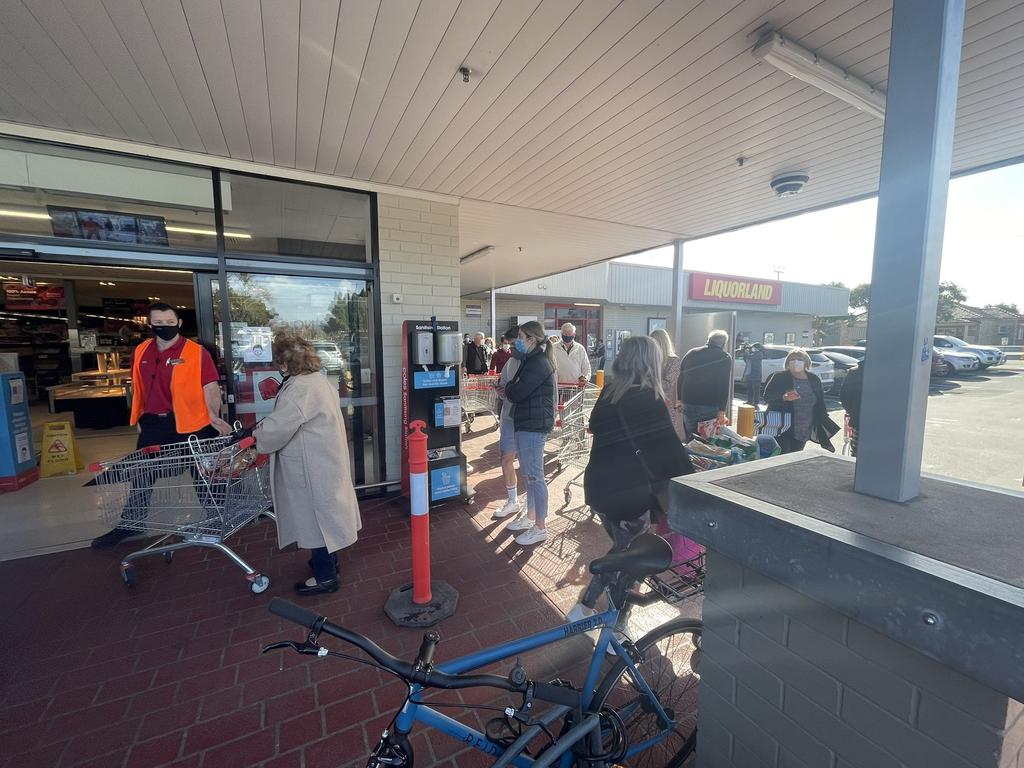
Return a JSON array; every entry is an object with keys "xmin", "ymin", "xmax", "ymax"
[
  {"xmin": 0, "ymin": 372, "xmax": 38, "ymax": 491},
  {"xmin": 3, "ymin": 283, "xmax": 65, "ymax": 310},
  {"xmin": 689, "ymin": 272, "xmax": 782, "ymax": 305}
]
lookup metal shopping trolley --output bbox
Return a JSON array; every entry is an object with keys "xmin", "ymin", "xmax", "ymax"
[
  {"xmin": 461, "ymin": 373, "xmax": 500, "ymax": 433},
  {"xmin": 89, "ymin": 434, "xmax": 275, "ymax": 593},
  {"xmin": 551, "ymin": 383, "xmax": 600, "ymax": 504}
]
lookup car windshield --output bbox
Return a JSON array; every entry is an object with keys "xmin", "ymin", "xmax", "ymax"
[
  {"xmin": 944, "ymin": 337, "xmax": 968, "ymax": 347},
  {"xmin": 822, "ymin": 352, "xmax": 859, "ymax": 365},
  {"xmin": 313, "ymin": 344, "xmax": 338, "ymax": 353},
  {"xmin": 808, "ymin": 352, "xmax": 830, "ymax": 363}
]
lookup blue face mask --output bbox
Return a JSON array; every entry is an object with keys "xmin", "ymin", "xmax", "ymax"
[
  {"xmin": 514, "ymin": 338, "xmax": 528, "ymax": 354},
  {"xmin": 562, "ymin": 334, "xmax": 574, "ymax": 344}
]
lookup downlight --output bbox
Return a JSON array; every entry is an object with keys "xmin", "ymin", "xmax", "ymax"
[{"xmin": 770, "ymin": 173, "xmax": 810, "ymax": 198}]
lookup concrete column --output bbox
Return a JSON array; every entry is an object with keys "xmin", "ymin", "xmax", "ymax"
[
  {"xmin": 490, "ymin": 287, "xmax": 497, "ymax": 340},
  {"xmin": 854, "ymin": 0, "xmax": 965, "ymax": 501},
  {"xmin": 669, "ymin": 238, "xmax": 685, "ymax": 350}
]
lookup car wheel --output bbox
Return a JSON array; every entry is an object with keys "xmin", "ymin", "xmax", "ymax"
[{"xmin": 978, "ymin": 363, "xmax": 990, "ymax": 369}]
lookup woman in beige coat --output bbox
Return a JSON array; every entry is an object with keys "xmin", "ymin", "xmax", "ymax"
[{"xmin": 254, "ymin": 334, "xmax": 361, "ymax": 596}]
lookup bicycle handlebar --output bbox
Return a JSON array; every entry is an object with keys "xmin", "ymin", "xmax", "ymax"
[{"xmin": 267, "ymin": 598, "xmax": 580, "ymax": 708}]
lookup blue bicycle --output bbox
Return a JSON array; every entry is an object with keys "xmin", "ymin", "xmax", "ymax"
[{"xmin": 265, "ymin": 534, "xmax": 702, "ymax": 767}]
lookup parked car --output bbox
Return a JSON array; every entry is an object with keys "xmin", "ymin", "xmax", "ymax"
[
  {"xmin": 734, "ymin": 345, "xmax": 834, "ymax": 391},
  {"xmin": 821, "ymin": 345, "xmax": 952, "ymax": 378},
  {"xmin": 814, "ymin": 349, "xmax": 860, "ymax": 392},
  {"xmin": 312, "ymin": 341, "xmax": 346, "ymax": 375},
  {"xmin": 938, "ymin": 346, "xmax": 980, "ymax": 374},
  {"xmin": 933, "ymin": 335, "xmax": 1004, "ymax": 368}
]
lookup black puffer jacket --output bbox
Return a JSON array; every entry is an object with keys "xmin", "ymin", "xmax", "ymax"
[{"xmin": 504, "ymin": 348, "xmax": 556, "ymax": 433}]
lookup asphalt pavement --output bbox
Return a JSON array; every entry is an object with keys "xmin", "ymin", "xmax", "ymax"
[{"xmin": 919, "ymin": 361, "xmax": 1024, "ymax": 491}]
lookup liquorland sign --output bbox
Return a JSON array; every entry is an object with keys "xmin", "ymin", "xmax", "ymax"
[{"xmin": 689, "ymin": 272, "xmax": 782, "ymax": 306}]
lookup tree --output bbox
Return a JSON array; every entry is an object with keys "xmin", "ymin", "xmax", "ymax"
[
  {"xmin": 849, "ymin": 283, "xmax": 871, "ymax": 311},
  {"xmin": 823, "ymin": 281, "xmax": 847, "ymax": 289},
  {"xmin": 322, "ymin": 288, "xmax": 368, "ymax": 341},
  {"xmin": 225, "ymin": 273, "xmax": 277, "ymax": 326},
  {"xmin": 935, "ymin": 281, "xmax": 967, "ymax": 322},
  {"xmin": 986, "ymin": 302, "xmax": 1020, "ymax": 315}
]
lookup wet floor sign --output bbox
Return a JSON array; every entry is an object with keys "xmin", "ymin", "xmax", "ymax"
[{"xmin": 39, "ymin": 421, "xmax": 84, "ymax": 478}]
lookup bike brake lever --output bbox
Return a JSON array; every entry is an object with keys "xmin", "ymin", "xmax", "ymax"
[{"xmin": 261, "ymin": 640, "xmax": 325, "ymax": 656}]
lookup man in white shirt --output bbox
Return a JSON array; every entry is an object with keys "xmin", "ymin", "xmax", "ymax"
[{"xmin": 554, "ymin": 322, "xmax": 591, "ymax": 385}]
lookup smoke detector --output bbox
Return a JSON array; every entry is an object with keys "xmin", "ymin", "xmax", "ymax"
[{"xmin": 770, "ymin": 173, "xmax": 809, "ymax": 197}]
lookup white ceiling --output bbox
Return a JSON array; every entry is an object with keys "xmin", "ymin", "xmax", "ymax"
[{"xmin": 0, "ymin": 0, "xmax": 1022, "ymax": 294}]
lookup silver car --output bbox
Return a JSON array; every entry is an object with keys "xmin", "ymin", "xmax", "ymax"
[
  {"xmin": 933, "ymin": 335, "xmax": 1004, "ymax": 368},
  {"xmin": 312, "ymin": 341, "xmax": 345, "ymax": 375}
]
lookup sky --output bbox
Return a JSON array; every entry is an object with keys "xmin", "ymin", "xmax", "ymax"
[{"xmin": 616, "ymin": 163, "xmax": 1024, "ymax": 309}]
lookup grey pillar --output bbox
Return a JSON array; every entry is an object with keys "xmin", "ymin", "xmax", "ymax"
[
  {"xmin": 854, "ymin": 0, "xmax": 965, "ymax": 502},
  {"xmin": 668, "ymin": 239, "xmax": 685, "ymax": 350},
  {"xmin": 490, "ymin": 288, "xmax": 497, "ymax": 339}
]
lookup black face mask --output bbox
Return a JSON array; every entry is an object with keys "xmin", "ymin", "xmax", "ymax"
[{"xmin": 151, "ymin": 325, "xmax": 179, "ymax": 342}]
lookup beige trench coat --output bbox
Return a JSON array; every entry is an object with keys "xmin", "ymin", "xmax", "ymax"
[{"xmin": 254, "ymin": 372, "xmax": 361, "ymax": 552}]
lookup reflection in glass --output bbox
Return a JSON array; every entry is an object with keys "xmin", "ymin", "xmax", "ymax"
[{"xmin": 212, "ymin": 273, "xmax": 379, "ymax": 485}]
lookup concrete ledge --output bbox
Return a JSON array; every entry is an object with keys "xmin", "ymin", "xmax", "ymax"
[{"xmin": 668, "ymin": 452, "xmax": 1024, "ymax": 703}]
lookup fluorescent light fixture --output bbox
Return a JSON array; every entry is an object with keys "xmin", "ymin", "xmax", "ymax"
[
  {"xmin": 460, "ymin": 245, "xmax": 495, "ymax": 265},
  {"xmin": 752, "ymin": 31, "xmax": 886, "ymax": 120},
  {"xmin": 165, "ymin": 225, "xmax": 252, "ymax": 239},
  {"xmin": 573, "ymin": 302, "xmax": 601, "ymax": 307},
  {"xmin": 0, "ymin": 208, "xmax": 51, "ymax": 220}
]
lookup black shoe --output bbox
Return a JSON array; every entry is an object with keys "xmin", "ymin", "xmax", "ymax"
[
  {"xmin": 91, "ymin": 527, "xmax": 134, "ymax": 550},
  {"xmin": 294, "ymin": 577, "xmax": 340, "ymax": 596}
]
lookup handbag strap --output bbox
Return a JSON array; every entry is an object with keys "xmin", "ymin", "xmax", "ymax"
[{"xmin": 615, "ymin": 399, "xmax": 657, "ymax": 483}]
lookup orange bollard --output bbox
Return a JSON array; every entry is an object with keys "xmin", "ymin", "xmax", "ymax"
[{"xmin": 408, "ymin": 420, "xmax": 431, "ymax": 604}]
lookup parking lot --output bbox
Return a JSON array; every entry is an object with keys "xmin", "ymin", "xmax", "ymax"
[{"xmin": 919, "ymin": 360, "xmax": 1024, "ymax": 491}]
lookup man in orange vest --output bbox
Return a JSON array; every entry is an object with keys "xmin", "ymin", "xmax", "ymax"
[{"xmin": 91, "ymin": 303, "xmax": 231, "ymax": 549}]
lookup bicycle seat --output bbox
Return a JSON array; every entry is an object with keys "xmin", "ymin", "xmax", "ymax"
[{"xmin": 589, "ymin": 533, "xmax": 673, "ymax": 577}]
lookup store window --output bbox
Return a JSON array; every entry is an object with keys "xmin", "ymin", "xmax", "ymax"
[
  {"xmin": 219, "ymin": 173, "xmax": 371, "ymax": 262},
  {"xmin": 785, "ymin": 332, "xmax": 796, "ymax": 344},
  {"xmin": 211, "ymin": 273, "xmax": 380, "ymax": 485},
  {"xmin": 0, "ymin": 138, "xmax": 216, "ymax": 251}
]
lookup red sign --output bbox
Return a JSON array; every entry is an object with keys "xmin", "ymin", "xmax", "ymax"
[
  {"xmin": 3, "ymin": 284, "xmax": 66, "ymax": 311},
  {"xmin": 689, "ymin": 272, "xmax": 782, "ymax": 305}
]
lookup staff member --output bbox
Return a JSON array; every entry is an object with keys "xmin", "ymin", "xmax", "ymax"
[{"xmin": 91, "ymin": 303, "xmax": 230, "ymax": 549}]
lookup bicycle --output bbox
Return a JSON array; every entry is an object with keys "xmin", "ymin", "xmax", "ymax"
[{"xmin": 264, "ymin": 533, "xmax": 702, "ymax": 767}]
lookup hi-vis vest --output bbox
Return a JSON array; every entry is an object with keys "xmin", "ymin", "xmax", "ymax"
[{"xmin": 130, "ymin": 338, "xmax": 211, "ymax": 434}]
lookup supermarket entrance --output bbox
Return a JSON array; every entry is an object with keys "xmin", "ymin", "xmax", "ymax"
[{"xmin": 0, "ymin": 259, "xmax": 213, "ymax": 560}]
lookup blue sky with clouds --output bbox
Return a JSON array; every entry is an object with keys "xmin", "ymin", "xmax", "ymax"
[{"xmin": 618, "ymin": 162, "xmax": 1024, "ymax": 308}]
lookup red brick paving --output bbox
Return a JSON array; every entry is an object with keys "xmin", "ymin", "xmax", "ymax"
[{"xmin": 0, "ymin": 425, "xmax": 693, "ymax": 767}]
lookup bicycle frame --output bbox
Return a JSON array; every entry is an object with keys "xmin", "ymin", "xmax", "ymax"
[{"xmin": 392, "ymin": 607, "xmax": 674, "ymax": 767}]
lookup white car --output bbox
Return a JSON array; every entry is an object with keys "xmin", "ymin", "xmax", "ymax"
[
  {"xmin": 734, "ymin": 345, "xmax": 835, "ymax": 391},
  {"xmin": 312, "ymin": 341, "xmax": 346, "ymax": 375},
  {"xmin": 933, "ymin": 335, "xmax": 1004, "ymax": 368},
  {"xmin": 938, "ymin": 346, "xmax": 980, "ymax": 374}
]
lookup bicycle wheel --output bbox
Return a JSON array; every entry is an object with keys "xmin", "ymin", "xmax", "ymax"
[{"xmin": 591, "ymin": 617, "xmax": 702, "ymax": 768}]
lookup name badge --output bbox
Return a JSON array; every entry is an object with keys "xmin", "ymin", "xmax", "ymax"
[{"xmin": 168, "ymin": 358, "xmax": 185, "ymax": 366}]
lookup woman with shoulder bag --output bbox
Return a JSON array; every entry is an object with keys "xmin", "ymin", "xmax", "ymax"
[
  {"xmin": 763, "ymin": 348, "xmax": 840, "ymax": 454},
  {"xmin": 567, "ymin": 336, "xmax": 695, "ymax": 648},
  {"xmin": 502, "ymin": 321, "xmax": 557, "ymax": 546}
]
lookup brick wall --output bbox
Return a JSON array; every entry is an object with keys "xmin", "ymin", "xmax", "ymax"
[
  {"xmin": 700, "ymin": 550, "xmax": 1024, "ymax": 768},
  {"xmin": 377, "ymin": 193, "xmax": 459, "ymax": 481}
]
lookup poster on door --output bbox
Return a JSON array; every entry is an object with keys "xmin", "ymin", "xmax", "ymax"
[{"xmin": 240, "ymin": 327, "xmax": 273, "ymax": 363}]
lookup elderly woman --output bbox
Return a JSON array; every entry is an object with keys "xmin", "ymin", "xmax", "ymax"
[
  {"xmin": 254, "ymin": 333, "xmax": 361, "ymax": 596},
  {"xmin": 764, "ymin": 348, "xmax": 840, "ymax": 454}
]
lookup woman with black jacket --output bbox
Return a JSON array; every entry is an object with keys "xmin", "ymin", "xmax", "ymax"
[
  {"xmin": 502, "ymin": 321, "xmax": 557, "ymax": 546},
  {"xmin": 764, "ymin": 349, "xmax": 841, "ymax": 453},
  {"xmin": 566, "ymin": 336, "xmax": 695, "ymax": 630}
]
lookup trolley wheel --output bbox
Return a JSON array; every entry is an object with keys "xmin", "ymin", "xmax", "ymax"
[
  {"xmin": 164, "ymin": 551, "xmax": 174, "ymax": 564},
  {"xmin": 249, "ymin": 575, "xmax": 271, "ymax": 594},
  {"xmin": 564, "ymin": 487, "xmax": 572, "ymax": 504},
  {"xmin": 121, "ymin": 566, "xmax": 138, "ymax": 588}
]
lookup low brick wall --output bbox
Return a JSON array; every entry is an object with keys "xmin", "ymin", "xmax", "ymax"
[{"xmin": 698, "ymin": 550, "xmax": 1024, "ymax": 768}]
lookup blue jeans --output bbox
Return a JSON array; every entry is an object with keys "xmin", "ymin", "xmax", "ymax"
[
  {"xmin": 681, "ymin": 404, "xmax": 721, "ymax": 440},
  {"xmin": 515, "ymin": 430, "xmax": 547, "ymax": 523},
  {"xmin": 309, "ymin": 548, "xmax": 339, "ymax": 583}
]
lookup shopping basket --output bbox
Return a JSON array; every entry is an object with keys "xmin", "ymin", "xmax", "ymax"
[{"xmin": 89, "ymin": 433, "xmax": 275, "ymax": 593}]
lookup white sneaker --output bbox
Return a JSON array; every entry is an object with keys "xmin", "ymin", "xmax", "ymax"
[
  {"xmin": 514, "ymin": 525, "xmax": 548, "ymax": 546},
  {"xmin": 606, "ymin": 628, "xmax": 633, "ymax": 656},
  {"xmin": 505, "ymin": 514, "xmax": 534, "ymax": 531},
  {"xmin": 566, "ymin": 603, "xmax": 595, "ymax": 623},
  {"xmin": 492, "ymin": 499, "xmax": 521, "ymax": 519}
]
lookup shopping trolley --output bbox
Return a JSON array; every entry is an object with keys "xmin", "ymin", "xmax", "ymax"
[
  {"xmin": 551, "ymin": 383, "xmax": 601, "ymax": 504},
  {"xmin": 89, "ymin": 433, "xmax": 275, "ymax": 593},
  {"xmin": 461, "ymin": 373, "xmax": 500, "ymax": 433}
]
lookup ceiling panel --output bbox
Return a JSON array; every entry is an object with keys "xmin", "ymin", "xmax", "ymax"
[{"xmin": 0, "ymin": 0, "xmax": 1021, "ymax": 296}]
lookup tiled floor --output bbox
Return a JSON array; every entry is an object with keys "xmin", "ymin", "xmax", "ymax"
[{"xmin": 0, "ymin": 421, "xmax": 694, "ymax": 768}]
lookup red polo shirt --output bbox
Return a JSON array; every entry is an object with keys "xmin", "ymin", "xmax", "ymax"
[{"xmin": 136, "ymin": 336, "xmax": 219, "ymax": 415}]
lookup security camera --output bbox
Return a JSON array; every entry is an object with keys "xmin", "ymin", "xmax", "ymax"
[{"xmin": 770, "ymin": 173, "xmax": 810, "ymax": 197}]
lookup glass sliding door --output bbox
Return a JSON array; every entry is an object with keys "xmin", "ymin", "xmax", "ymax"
[{"xmin": 210, "ymin": 272, "xmax": 381, "ymax": 486}]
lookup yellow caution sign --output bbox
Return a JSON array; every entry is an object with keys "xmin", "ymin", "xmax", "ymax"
[{"xmin": 39, "ymin": 421, "xmax": 84, "ymax": 478}]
